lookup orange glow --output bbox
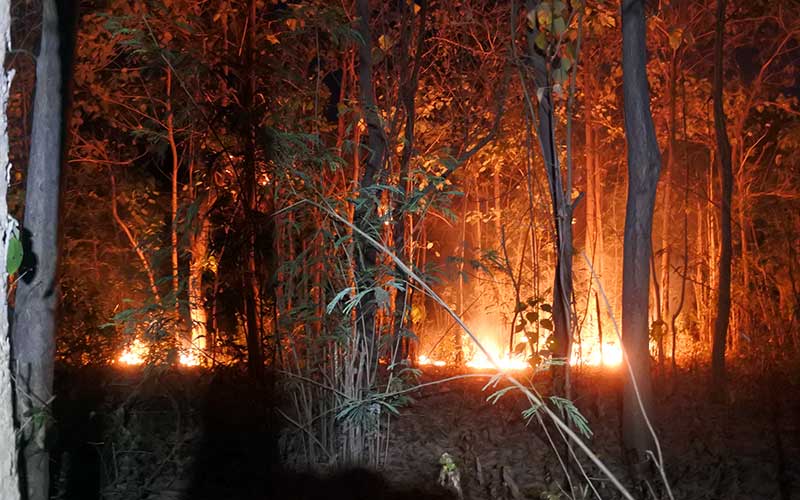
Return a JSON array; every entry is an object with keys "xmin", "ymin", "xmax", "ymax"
[
  {"xmin": 118, "ymin": 339, "xmax": 147, "ymax": 365},
  {"xmin": 464, "ymin": 336, "xmax": 528, "ymax": 371},
  {"xmin": 179, "ymin": 341, "xmax": 203, "ymax": 367},
  {"xmin": 570, "ymin": 339, "xmax": 623, "ymax": 367},
  {"xmin": 116, "ymin": 338, "xmax": 204, "ymax": 367},
  {"xmin": 418, "ymin": 355, "xmax": 446, "ymax": 367},
  {"xmin": 418, "ymin": 317, "xmax": 624, "ymax": 371}
]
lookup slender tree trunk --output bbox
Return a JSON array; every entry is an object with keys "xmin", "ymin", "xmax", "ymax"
[
  {"xmin": 11, "ymin": 1, "xmax": 68, "ymax": 498},
  {"xmin": 524, "ymin": 0, "xmax": 574, "ymax": 396},
  {"xmin": 620, "ymin": 0, "xmax": 659, "ymax": 471},
  {"xmin": 242, "ymin": 0, "xmax": 263, "ymax": 380},
  {"xmin": 711, "ymin": 0, "xmax": 733, "ymax": 401},
  {"xmin": 188, "ymin": 194, "xmax": 213, "ymax": 360},
  {"xmin": 355, "ymin": 0, "xmax": 386, "ymax": 369},
  {"xmin": 110, "ymin": 171, "xmax": 161, "ymax": 302},
  {"xmin": 671, "ymin": 80, "xmax": 691, "ymax": 373},
  {"xmin": 0, "ymin": 0, "xmax": 22, "ymax": 493},
  {"xmin": 166, "ymin": 69, "xmax": 181, "ymax": 334},
  {"xmin": 392, "ymin": 0, "xmax": 427, "ymax": 365}
]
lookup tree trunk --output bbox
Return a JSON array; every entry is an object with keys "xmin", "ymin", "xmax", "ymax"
[
  {"xmin": 620, "ymin": 0, "xmax": 659, "ymax": 471},
  {"xmin": 188, "ymin": 194, "xmax": 213, "ymax": 361},
  {"xmin": 355, "ymin": 0, "xmax": 386, "ymax": 369},
  {"xmin": 392, "ymin": 0, "xmax": 427, "ymax": 365},
  {"xmin": 166, "ymin": 69, "xmax": 181, "ymax": 331},
  {"xmin": 711, "ymin": 0, "xmax": 732, "ymax": 401},
  {"xmin": 242, "ymin": 0, "xmax": 263, "ymax": 380},
  {"xmin": 525, "ymin": 0, "xmax": 574, "ymax": 396},
  {"xmin": 0, "ymin": 0, "xmax": 22, "ymax": 494},
  {"xmin": 110, "ymin": 171, "xmax": 161, "ymax": 302},
  {"xmin": 12, "ymin": 0, "xmax": 69, "ymax": 498}
]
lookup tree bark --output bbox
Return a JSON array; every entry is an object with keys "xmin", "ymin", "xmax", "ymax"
[
  {"xmin": 355, "ymin": 0, "xmax": 386, "ymax": 368},
  {"xmin": 525, "ymin": 0, "xmax": 574, "ymax": 395},
  {"xmin": 11, "ymin": 1, "xmax": 65, "ymax": 498},
  {"xmin": 392, "ymin": 0, "xmax": 427, "ymax": 366},
  {"xmin": 0, "ymin": 0, "xmax": 22, "ymax": 494},
  {"xmin": 620, "ymin": 0, "xmax": 659, "ymax": 470},
  {"xmin": 711, "ymin": 0, "xmax": 732, "ymax": 401},
  {"xmin": 242, "ymin": 0, "xmax": 263, "ymax": 380}
]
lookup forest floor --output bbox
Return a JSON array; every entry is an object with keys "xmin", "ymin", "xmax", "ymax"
[
  {"xmin": 52, "ymin": 360, "xmax": 800, "ymax": 500},
  {"xmin": 386, "ymin": 362, "xmax": 800, "ymax": 500}
]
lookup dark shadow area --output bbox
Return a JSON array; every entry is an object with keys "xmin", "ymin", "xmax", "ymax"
[
  {"xmin": 52, "ymin": 365, "xmax": 106, "ymax": 500},
  {"xmin": 184, "ymin": 369, "xmax": 455, "ymax": 500}
]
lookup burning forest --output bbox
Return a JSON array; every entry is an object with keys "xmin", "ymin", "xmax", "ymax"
[{"xmin": 0, "ymin": 0, "xmax": 798, "ymax": 499}]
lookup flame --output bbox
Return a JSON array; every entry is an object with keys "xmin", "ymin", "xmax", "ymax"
[
  {"xmin": 118, "ymin": 339, "xmax": 147, "ymax": 365},
  {"xmin": 418, "ymin": 355, "xmax": 446, "ymax": 367},
  {"xmin": 465, "ymin": 336, "xmax": 528, "ymax": 371},
  {"xmin": 179, "ymin": 346, "xmax": 202, "ymax": 367},
  {"xmin": 570, "ymin": 340, "xmax": 623, "ymax": 367},
  {"xmin": 117, "ymin": 338, "xmax": 204, "ymax": 367},
  {"xmin": 417, "ymin": 319, "xmax": 624, "ymax": 370}
]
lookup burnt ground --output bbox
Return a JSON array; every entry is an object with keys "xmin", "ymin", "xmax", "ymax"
[
  {"xmin": 386, "ymin": 364, "xmax": 800, "ymax": 500},
  {"xmin": 50, "ymin": 362, "xmax": 800, "ymax": 500}
]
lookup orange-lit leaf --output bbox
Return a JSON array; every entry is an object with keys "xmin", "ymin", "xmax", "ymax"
[
  {"xmin": 537, "ymin": 3, "xmax": 552, "ymax": 29},
  {"xmin": 668, "ymin": 28, "xmax": 683, "ymax": 50}
]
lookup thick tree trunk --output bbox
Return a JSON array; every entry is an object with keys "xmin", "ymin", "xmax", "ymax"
[
  {"xmin": 12, "ymin": 1, "xmax": 64, "ymax": 498},
  {"xmin": 0, "ymin": 0, "xmax": 22, "ymax": 494},
  {"xmin": 711, "ymin": 0, "xmax": 732, "ymax": 400},
  {"xmin": 620, "ymin": 0, "xmax": 659, "ymax": 470}
]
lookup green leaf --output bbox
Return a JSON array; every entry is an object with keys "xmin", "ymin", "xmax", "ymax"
[
  {"xmin": 534, "ymin": 30, "xmax": 548, "ymax": 50},
  {"xmin": 326, "ymin": 287, "xmax": 354, "ymax": 314},
  {"xmin": 552, "ymin": 16, "xmax": 567, "ymax": 36},
  {"xmin": 7, "ymin": 236, "xmax": 22, "ymax": 275}
]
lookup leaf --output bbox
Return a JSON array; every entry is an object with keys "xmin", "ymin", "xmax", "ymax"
[
  {"xmin": 7, "ymin": 236, "xmax": 22, "ymax": 275},
  {"xmin": 534, "ymin": 30, "xmax": 548, "ymax": 50},
  {"xmin": 326, "ymin": 287, "xmax": 353, "ymax": 314},
  {"xmin": 539, "ymin": 318, "xmax": 553, "ymax": 330},
  {"xmin": 526, "ymin": 9, "xmax": 537, "ymax": 29},
  {"xmin": 537, "ymin": 3, "xmax": 552, "ymax": 28},
  {"xmin": 552, "ymin": 16, "xmax": 567, "ymax": 36},
  {"xmin": 378, "ymin": 34, "xmax": 394, "ymax": 52},
  {"xmin": 668, "ymin": 28, "xmax": 683, "ymax": 50},
  {"xmin": 525, "ymin": 311, "xmax": 539, "ymax": 323}
]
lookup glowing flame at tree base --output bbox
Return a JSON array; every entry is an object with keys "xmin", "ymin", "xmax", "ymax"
[
  {"xmin": 417, "ymin": 322, "xmax": 624, "ymax": 371},
  {"xmin": 116, "ymin": 338, "xmax": 204, "ymax": 367}
]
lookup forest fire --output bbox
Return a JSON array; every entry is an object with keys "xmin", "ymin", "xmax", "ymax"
[
  {"xmin": 418, "ymin": 325, "xmax": 624, "ymax": 371},
  {"xmin": 116, "ymin": 339, "xmax": 202, "ymax": 367},
  {"xmin": 117, "ymin": 339, "xmax": 148, "ymax": 366},
  {"xmin": 0, "ymin": 0, "xmax": 796, "ymax": 498}
]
